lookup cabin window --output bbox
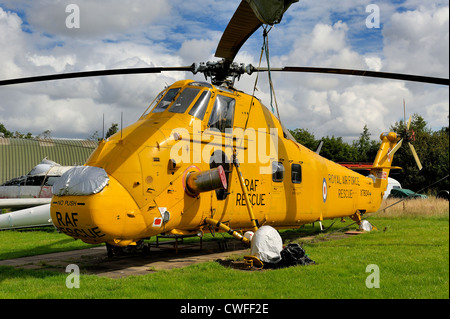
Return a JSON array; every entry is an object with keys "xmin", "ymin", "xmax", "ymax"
[
  {"xmin": 152, "ymin": 87, "xmax": 181, "ymax": 113},
  {"xmin": 209, "ymin": 150, "xmax": 230, "ymax": 200},
  {"xmin": 291, "ymin": 164, "xmax": 302, "ymax": 184},
  {"xmin": 169, "ymin": 88, "xmax": 201, "ymax": 114},
  {"xmin": 272, "ymin": 161, "xmax": 284, "ymax": 182},
  {"xmin": 207, "ymin": 95, "xmax": 235, "ymax": 133},
  {"xmin": 188, "ymin": 90, "xmax": 211, "ymax": 120}
]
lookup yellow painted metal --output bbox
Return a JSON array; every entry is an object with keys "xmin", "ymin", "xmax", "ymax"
[
  {"xmin": 244, "ymin": 255, "xmax": 264, "ymax": 269},
  {"xmin": 50, "ymin": 79, "xmax": 402, "ymax": 247},
  {"xmin": 233, "ymin": 153, "xmax": 259, "ymax": 233},
  {"xmin": 204, "ymin": 217, "xmax": 250, "ymax": 245}
]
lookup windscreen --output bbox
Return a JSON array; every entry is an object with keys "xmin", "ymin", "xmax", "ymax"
[
  {"xmin": 152, "ymin": 87, "xmax": 181, "ymax": 113},
  {"xmin": 169, "ymin": 88, "xmax": 201, "ymax": 114}
]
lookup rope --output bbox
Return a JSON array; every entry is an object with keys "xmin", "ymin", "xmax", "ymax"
[
  {"xmin": 242, "ymin": 28, "xmax": 266, "ymax": 134},
  {"xmin": 262, "ymin": 26, "xmax": 281, "ymax": 121}
]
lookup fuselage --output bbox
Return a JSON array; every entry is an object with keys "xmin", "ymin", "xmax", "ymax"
[{"xmin": 50, "ymin": 79, "xmax": 395, "ymax": 246}]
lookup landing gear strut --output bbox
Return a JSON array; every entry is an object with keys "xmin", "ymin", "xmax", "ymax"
[{"xmin": 106, "ymin": 240, "xmax": 150, "ymax": 257}]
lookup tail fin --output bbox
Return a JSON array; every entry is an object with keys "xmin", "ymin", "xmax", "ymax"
[{"xmin": 369, "ymin": 132, "xmax": 402, "ymax": 191}]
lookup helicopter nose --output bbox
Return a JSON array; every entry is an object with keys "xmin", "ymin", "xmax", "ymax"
[{"xmin": 50, "ymin": 166, "xmax": 146, "ymax": 246}]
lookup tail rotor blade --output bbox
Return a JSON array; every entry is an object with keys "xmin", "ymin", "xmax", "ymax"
[
  {"xmin": 388, "ymin": 138, "xmax": 403, "ymax": 157},
  {"xmin": 407, "ymin": 115, "xmax": 412, "ymax": 131},
  {"xmin": 408, "ymin": 142, "xmax": 423, "ymax": 171}
]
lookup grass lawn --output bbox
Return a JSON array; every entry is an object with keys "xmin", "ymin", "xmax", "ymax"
[{"xmin": 0, "ymin": 204, "xmax": 448, "ymax": 299}]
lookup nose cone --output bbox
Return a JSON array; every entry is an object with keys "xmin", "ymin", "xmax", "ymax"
[{"xmin": 50, "ymin": 167, "xmax": 146, "ymax": 246}]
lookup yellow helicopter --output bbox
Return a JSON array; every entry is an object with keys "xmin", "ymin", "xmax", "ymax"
[{"xmin": 1, "ymin": 0, "xmax": 448, "ymax": 255}]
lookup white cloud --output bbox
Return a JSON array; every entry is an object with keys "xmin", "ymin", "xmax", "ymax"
[
  {"xmin": 2, "ymin": 0, "xmax": 172, "ymax": 38},
  {"xmin": 383, "ymin": 5, "xmax": 449, "ymax": 77},
  {"xmin": 245, "ymin": 3, "xmax": 449, "ymax": 142},
  {"xmin": 0, "ymin": 8, "xmax": 29, "ymax": 78},
  {"xmin": 0, "ymin": 1, "xmax": 448, "ymax": 143}
]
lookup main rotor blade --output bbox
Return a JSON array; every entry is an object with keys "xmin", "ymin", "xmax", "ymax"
[
  {"xmin": 408, "ymin": 142, "xmax": 423, "ymax": 171},
  {"xmin": 0, "ymin": 66, "xmax": 193, "ymax": 86},
  {"xmin": 259, "ymin": 66, "xmax": 449, "ymax": 85},
  {"xmin": 215, "ymin": 0, "xmax": 262, "ymax": 63}
]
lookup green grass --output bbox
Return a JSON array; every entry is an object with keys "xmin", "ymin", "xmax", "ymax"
[
  {"xmin": 0, "ymin": 215, "xmax": 448, "ymax": 299},
  {"xmin": 0, "ymin": 227, "xmax": 101, "ymax": 260}
]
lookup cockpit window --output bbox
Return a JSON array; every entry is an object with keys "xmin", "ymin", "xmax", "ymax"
[
  {"xmin": 207, "ymin": 95, "xmax": 235, "ymax": 133},
  {"xmin": 188, "ymin": 90, "xmax": 211, "ymax": 120},
  {"xmin": 169, "ymin": 88, "xmax": 201, "ymax": 114},
  {"xmin": 140, "ymin": 89, "xmax": 166, "ymax": 118},
  {"xmin": 152, "ymin": 87, "xmax": 181, "ymax": 113}
]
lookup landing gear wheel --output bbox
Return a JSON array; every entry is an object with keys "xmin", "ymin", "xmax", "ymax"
[
  {"xmin": 106, "ymin": 243, "xmax": 123, "ymax": 257},
  {"xmin": 106, "ymin": 240, "xmax": 149, "ymax": 257}
]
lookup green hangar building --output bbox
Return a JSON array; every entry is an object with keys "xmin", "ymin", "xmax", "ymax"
[{"xmin": 0, "ymin": 138, "xmax": 97, "ymax": 184}]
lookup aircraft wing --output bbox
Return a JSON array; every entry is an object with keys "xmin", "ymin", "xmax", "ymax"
[
  {"xmin": 0, "ymin": 198, "xmax": 52, "ymax": 210},
  {"xmin": 0, "ymin": 204, "xmax": 52, "ymax": 230}
]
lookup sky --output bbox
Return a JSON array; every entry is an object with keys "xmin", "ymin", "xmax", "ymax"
[{"xmin": 0, "ymin": 0, "xmax": 448, "ymax": 143}]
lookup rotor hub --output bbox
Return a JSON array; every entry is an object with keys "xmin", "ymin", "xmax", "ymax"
[{"xmin": 191, "ymin": 60, "xmax": 256, "ymax": 86}]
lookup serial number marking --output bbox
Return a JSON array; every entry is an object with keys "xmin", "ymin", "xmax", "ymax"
[{"xmin": 360, "ymin": 189, "xmax": 372, "ymax": 197}]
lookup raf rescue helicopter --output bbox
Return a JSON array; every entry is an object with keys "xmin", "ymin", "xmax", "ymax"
[{"xmin": 1, "ymin": 0, "xmax": 449, "ymax": 256}]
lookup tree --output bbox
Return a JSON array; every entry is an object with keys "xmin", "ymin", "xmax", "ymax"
[
  {"xmin": 288, "ymin": 114, "xmax": 448, "ymax": 194},
  {"xmin": 0, "ymin": 123, "xmax": 12, "ymax": 137},
  {"xmin": 88, "ymin": 131, "xmax": 101, "ymax": 141},
  {"xmin": 288, "ymin": 128, "xmax": 319, "ymax": 151},
  {"xmin": 320, "ymin": 135, "xmax": 359, "ymax": 162},
  {"xmin": 89, "ymin": 123, "xmax": 120, "ymax": 141},
  {"xmin": 37, "ymin": 130, "xmax": 52, "ymax": 139},
  {"xmin": 106, "ymin": 123, "xmax": 119, "ymax": 139},
  {"xmin": 352, "ymin": 125, "xmax": 380, "ymax": 162},
  {"xmin": 0, "ymin": 123, "xmax": 32, "ymax": 138},
  {"xmin": 390, "ymin": 114, "xmax": 448, "ymax": 193}
]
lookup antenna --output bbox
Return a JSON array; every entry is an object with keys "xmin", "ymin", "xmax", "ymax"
[{"xmin": 120, "ymin": 112, "xmax": 123, "ymax": 140}]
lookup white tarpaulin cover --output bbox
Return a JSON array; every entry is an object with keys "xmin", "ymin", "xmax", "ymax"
[
  {"xmin": 52, "ymin": 166, "xmax": 109, "ymax": 196},
  {"xmin": 250, "ymin": 225, "xmax": 283, "ymax": 263}
]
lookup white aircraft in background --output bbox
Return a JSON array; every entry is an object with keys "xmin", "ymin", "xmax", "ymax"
[{"xmin": 0, "ymin": 158, "xmax": 73, "ymax": 230}]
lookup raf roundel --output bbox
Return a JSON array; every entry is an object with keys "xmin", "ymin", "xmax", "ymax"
[{"xmin": 322, "ymin": 178, "xmax": 327, "ymax": 203}]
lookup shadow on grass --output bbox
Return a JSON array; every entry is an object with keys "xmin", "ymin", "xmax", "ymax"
[
  {"xmin": 0, "ymin": 237, "xmax": 93, "ymax": 261},
  {"xmin": 0, "ymin": 265, "xmax": 62, "ymax": 283}
]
